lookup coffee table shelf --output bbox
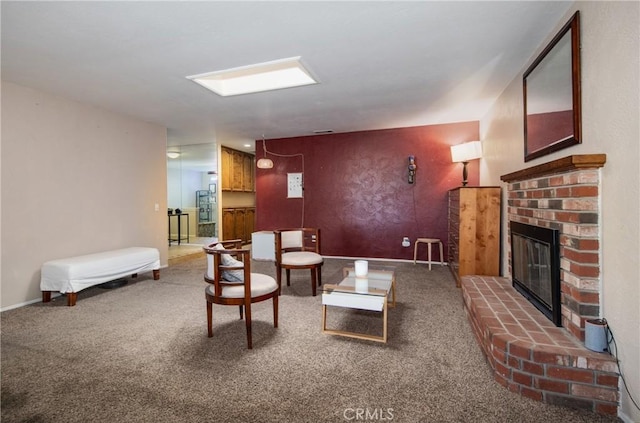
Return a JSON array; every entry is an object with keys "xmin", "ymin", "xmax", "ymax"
[{"xmin": 321, "ymin": 266, "xmax": 396, "ymax": 343}]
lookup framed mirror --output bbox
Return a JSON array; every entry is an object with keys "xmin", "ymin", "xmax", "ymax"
[
  {"xmin": 523, "ymin": 11, "xmax": 581, "ymax": 162},
  {"xmin": 166, "ymin": 143, "xmax": 219, "ymax": 240}
]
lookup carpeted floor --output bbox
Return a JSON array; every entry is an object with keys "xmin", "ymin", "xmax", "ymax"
[{"xmin": 1, "ymin": 256, "xmax": 617, "ymax": 423}]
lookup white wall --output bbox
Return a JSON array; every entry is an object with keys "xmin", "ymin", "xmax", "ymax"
[
  {"xmin": 480, "ymin": 2, "xmax": 639, "ymax": 421},
  {"xmin": 167, "ymin": 166, "xmax": 182, "ymax": 209},
  {"xmin": 1, "ymin": 81, "xmax": 169, "ymax": 309},
  {"xmin": 168, "ymin": 165, "xmax": 214, "ymax": 209},
  {"xmin": 0, "ymin": 81, "xmax": 3, "ymax": 311},
  {"xmin": 180, "ymin": 169, "xmax": 201, "ymax": 208}
]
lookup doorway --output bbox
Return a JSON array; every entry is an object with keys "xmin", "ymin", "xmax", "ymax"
[{"xmin": 166, "ymin": 143, "xmax": 219, "ymax": 259}]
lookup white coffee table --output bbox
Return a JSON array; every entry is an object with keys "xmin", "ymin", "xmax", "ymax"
[{"xmin": 321, "ymin": 266, "xmax": 396, "ymax": 343}]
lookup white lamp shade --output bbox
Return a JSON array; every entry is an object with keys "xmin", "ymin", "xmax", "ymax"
[
  {"xmin": 257, "ymin": 158, "xmax": 274, "ymax": 169},
  {"xmin": 450, "ymin": 141, "xmax": 482, "ymax": 163}
]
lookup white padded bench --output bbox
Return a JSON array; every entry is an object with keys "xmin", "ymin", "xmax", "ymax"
[{"xmin": 40, "ymin": 247, "xmax": 160, "ymax": 306}]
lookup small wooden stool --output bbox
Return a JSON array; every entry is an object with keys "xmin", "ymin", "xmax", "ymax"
[{"xmin": 413, "ymin": 238, "xmax": 444, "ymax": 270}]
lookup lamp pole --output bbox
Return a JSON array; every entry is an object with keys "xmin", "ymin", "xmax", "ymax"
[{"xmin": 462, "ymin": 161, "xmax": 469, "ymax": 186}]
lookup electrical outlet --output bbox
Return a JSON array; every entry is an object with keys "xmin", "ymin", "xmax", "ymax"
[{"xmin": 402, "ymin": 237, "xmax": 410, "ymax": 247}]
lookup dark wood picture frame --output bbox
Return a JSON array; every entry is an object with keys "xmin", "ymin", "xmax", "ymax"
[{"xmin": 523, "ymin": 11, "xmax": 581, "ymax": 162}]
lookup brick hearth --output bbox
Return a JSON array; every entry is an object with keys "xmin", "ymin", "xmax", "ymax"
[{"xmin": 461, "ymin": 275, "xmax": 619, "ymax": 415}]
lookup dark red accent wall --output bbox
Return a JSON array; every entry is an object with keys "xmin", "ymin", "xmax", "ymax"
[{"xmin": 255, "ymin": 122, "xmax": 480, "ymax": 260}]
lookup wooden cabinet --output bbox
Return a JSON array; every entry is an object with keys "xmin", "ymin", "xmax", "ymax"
[
  {"xmin": 222, "ymin": 208, "xmax": 235, "ymax": 240},
  {"xmin": 448, "ymin": 187, "xmax": 501, "ymax": 287},
  {"xmin": 231, "ymin": 150, "xmax": 244, "ymax": 191},
  {"xmin": 222, "ymin": 207, "xmax": 255, "ymax": 243},
  {"xmin": 242, "ymin": 154, "xmax": 254, "ymax": 191},
  {"xmin": 220, "ymin": 147, "xmax": 233, "ymax": 191},
  {"xmin": 245, "ymin": 208, "xmax": 255, "ymax": 238},
  {"xmin": 233, "ymin": 208, "xmax": 246, "ymax": 240},
  {"xmin": 220, "ymin": 146, "xmax": 254, "ymax": 192}
]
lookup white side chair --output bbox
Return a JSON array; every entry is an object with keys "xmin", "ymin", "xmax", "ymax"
[
  {"xmin": 274, "ymin": 228, "xmax": 323, "ymax": 296},
  {"xmin": 413, "ymin": 238, "xmax": 444, "ymax": 270}
]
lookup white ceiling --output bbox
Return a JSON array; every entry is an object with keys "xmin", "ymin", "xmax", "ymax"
[{"xmin": 1, "ymin": 1, "xmax": 572, "ymax": 157}]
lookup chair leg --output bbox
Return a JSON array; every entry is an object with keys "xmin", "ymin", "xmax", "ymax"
[
  {"xmin": 413, "ymin": 241, "xmax": 419, "ymax": 264},
  {"xmin": 273, "ymin": 295, "xmax": 279, "ymax": 328},
  {"xmin": 207, "ymin": 300, "xmax": 213, "ymax": 338},
  {"xmin": 239, "ymin": 305, "xmax": 244, "ymax": 320},
  {"xmin": 286, "ymin": 269, "xmax": 291, "ymax": 286},
  {"xmin": 310, "ymin": 269, "xmax": 317, "ymax": 296},
  {"xmin": 439, "ymin": 242, "xmax": 444, "ymax": 266},
  {"xmin": 276, "ymin": 265, "xmax": 282, "ymax": 295},
  {"xmin": 317, "ymin": 266, "xmax": 322, "ymax": 286},
  {"xmin": 428, "ymin": 242, "xmax": 432, "ymax": 271},
  {"xmin": 245, "ymin": 302, "xmax": 252, "ymax": 349}
]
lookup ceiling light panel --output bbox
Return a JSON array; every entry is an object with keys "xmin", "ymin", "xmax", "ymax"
[{"xmin": 187, "ymin": 57, "xmax": 318, "ymax": 97}]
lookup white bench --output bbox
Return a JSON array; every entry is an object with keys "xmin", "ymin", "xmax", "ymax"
[{"xmin": 40, "ymin": 247, "xmax": 160, "ymax": 306}]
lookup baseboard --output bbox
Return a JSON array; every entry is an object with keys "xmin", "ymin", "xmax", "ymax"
[
  {"xmin": 1, "ymin": 293, "xmax": 61, "ymax": 312},
  {"xmin": 618, "ymin": 409, "xmax": 638, "ymax": 423},
  {"xmin": 322, "ymin": 255, "xmax": 448, "ymax": 265}
]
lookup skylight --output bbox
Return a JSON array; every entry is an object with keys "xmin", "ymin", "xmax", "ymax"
[{"xmin": 186, "ymin": 57, "xmax": 318, "ymax": 97}]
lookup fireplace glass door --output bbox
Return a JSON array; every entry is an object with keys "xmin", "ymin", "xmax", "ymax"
[
  {"xmin": 512, "ymin": 235, "xmax": 552, "ymax": 307},
  {"xmin": 510, "ymin": 221, "xmax": 561, "ymax": 326}
]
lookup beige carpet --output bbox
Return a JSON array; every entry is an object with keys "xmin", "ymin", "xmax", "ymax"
[{"xmin": 1, "ymin": 256, "xmax": 617, "ymax": 423}]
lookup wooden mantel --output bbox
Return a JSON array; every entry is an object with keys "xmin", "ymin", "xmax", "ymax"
[{"xmin": 500, "ymin": 154, "xmax": 606, "ymax": 183}]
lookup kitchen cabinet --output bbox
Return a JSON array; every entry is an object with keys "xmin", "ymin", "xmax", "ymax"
[
  {"xmin": 220, "ymin": 146, "xmax": 254, "ymax": 192},
  {"xmin": 222, "ymin": 207, "xmax": 255, "ymax": 243},
  {"xmin": 220, "ymin": 148, "xmax": 232, "ymax": 191}
]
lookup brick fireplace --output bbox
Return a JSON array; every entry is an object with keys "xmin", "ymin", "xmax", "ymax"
[
  {"xmin": 460, "ymin": 154, "xmax": 619, "ymax": 416},
  {"xmin": 503, "ymin": 154, "xmax": 606, "ymax": 340}
]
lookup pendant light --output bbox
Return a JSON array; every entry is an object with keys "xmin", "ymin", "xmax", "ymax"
[{"xmin": 256, "ymin": 135, "xmax": 274, "ymax": 169}]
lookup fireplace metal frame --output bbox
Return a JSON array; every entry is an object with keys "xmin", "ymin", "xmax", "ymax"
[{"xmin": 510, "ymin": 221, "xmax": 562, "ymax": 326}]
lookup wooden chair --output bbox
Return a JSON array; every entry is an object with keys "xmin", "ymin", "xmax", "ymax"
[
  {"xmin": 274, "ymin": 228, "xmax": 323, "ymax": 296},
  {"xmin": 203, "ymin": 240, "xmax": 278, "ymax": 349}
]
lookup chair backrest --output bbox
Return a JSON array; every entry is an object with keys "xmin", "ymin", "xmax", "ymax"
[
  {"xmin": 274, "ymin": 228, "xmax": 321, "ymax": 258},
  {"xmin": 203, "ymin": 240, "xmax": 250, "ymax": 297},
  {"xmin": 203, "ymin": 239, "xmax": 243, "ymax": 279},
  {"xmin": 281, "ymin": 230, "xmax": 303, "ymax": 249}
]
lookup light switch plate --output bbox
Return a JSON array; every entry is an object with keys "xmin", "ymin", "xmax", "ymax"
[{"xmin": 287, "ymin": 173, "xmax": 303, "ymax": 198}]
